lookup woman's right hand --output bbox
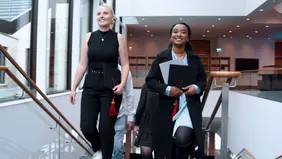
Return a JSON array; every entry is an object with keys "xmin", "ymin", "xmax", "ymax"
[
  {"xmin": 134, "ymin": 126, "xmax": 139, "ymax": 136},
  {"xmin": 169, "ymin": 86, "xmax": 182, "ymax": 97},
  {"xmin": 70, "ymin": 90, "xmax": 76, "ymax": 105}
]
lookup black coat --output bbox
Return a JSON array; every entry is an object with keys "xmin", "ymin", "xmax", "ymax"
[
  {"xmin": 135, "ymin": 84, "xmax": 158, "ymax": 130},
  {"xmin": 145, "ymin": 48, "xmax": 207, "ymax": 158}
]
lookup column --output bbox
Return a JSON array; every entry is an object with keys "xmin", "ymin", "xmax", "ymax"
[
  {"xmin": 36, "ymin": 0, "xmax": 49, "ymax": 94},
  {"xmin": 71, "ymin": 0, "xmax": 81, "ymax": 88},
  {"xmin": 92, "ymin": 0, "xmax": 100, "ymax": 31}
]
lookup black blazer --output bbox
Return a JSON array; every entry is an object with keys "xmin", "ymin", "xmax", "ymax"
[{"xmin": 145, "ymin": 48, "xmax": 207, "ymax": 158}]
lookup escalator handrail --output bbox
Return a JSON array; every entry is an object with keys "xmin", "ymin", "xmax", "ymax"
[
  {"xmin": 0, "ymin": 45, "xmax": 93, "ymax": 153},
  {"xmin": 0, "ymin": 66, "xmax": 92, "ymax": 155}
]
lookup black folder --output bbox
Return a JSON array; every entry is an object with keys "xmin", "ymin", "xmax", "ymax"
[
  {"xmin": 168, "ymin": 64, "xmax": 198, "ymax": 90},
  {"xmin": 103, "ymin": 63, "xmax": 121, "ymax": 89}
]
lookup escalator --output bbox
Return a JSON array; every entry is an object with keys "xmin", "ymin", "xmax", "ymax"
[{"xmin": 0, "ymin": 0, "xmax": 32, "ymax": 34}]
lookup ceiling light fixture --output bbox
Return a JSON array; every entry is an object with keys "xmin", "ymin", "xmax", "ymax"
[
  {"xmin": 229, "ymin": 31, "xmax": 232, "ymax": 33},
  {"xmin": 203, "ymin": 34, "xmax": 206, "ymax": 37},
  {"xmin": 147, "ymin": 30, "xmax": 150, "ymax": 32},
  {"xmin": 207, "ymin": 30, "xmax": 210, "ymax": 33},
  {"xmin": 266, "ymin": 25, "xmax": 269, "ymax": 28},
  {"xmin": 218, "ymin": 18, "xmax": 221, "ymax": 20},
  {"xmin": 237, "ymin": 25, "xmax": 240, "ymax": 28},
  {"xmin": 268, "ymin": 38, "xmax": 271, "ymax": 40},
  {"xmin": 230, "ymin": 37, "xmax": 232, "ymax": 38},
  {"xmin": 246, "ymin": 18, "xmax": 250, "ymax": 21},
  {"xmin": 142, "ymin": 18, "xmax": 144, "ymax": 20},
  {"xmin": 130, "ymin": 34, "xmax": 132, "ymax": 36},
  {"xmin": 145, "ymin": 25, "xmax": 148, "ymax": 27},
  {"xmin": 246, "ymin": 35, "xmax": 249, "ymax": 37},
  {"xmin": 180, "ymin": 18, "xmax": 183, "ymax": 20},
  {"xmin": 212, "ymin": 25, "xmax": 215, "ymax": 27},
  {"xmin": 151, "ymin": 34, "xmax": 153, "ymax": 36},
  {"xmin": 260, "ymin": 9, "xmax": 263, "ymax": 12},
  {"xmin": 255, "ymin": 31, "xmax": 258, "ymax": 33},
  {"xmin": 223, "ymin": 35, "xmax": 226, "ymax": 37}
]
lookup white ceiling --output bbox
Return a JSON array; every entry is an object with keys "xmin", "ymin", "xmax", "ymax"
[{"xmin": 125, "ymin": 0, "xmax": 282, "ymax": 40}]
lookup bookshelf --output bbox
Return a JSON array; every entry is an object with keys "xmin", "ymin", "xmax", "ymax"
[
  {"xmin": 210, "ymin": 56, "xmax": 230, "ymax": 71},
  {"xmin": 199, "ymin": 54, "xmax": 210, "ymax": 71}
]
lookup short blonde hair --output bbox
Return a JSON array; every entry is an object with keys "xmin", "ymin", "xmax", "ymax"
[{"xmin": 99, "ymin": 3, "xmax": 115, "ymax": 17}]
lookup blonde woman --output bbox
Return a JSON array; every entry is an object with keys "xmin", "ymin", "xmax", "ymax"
[{"xmin": 70, "ymin": 3, "xmax": 129, "ymax": 159}]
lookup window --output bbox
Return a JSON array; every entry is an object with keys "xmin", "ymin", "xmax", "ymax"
[
  {"xmin": 46, "ymin": 0, "xmax": 72, "ymax": 94},
  {"xmin": 0, "ymin": 0, "xmax": 36, "ymax": 102}
]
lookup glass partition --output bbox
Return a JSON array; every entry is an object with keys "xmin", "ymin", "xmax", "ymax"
[
  {"xmin": 0, "ymin": 79, "xmax": 60, "ymax": 158},
  {"xmin": 231, "ymin": 68, "xmax": 282, "ymax": 103},
  {"xmin": 0, "ymin": 48, "xmax": 32, "ymax": 103},
  {"xmin": 0, "ymin": 67, "xmax": 93, "ymax": 158}
]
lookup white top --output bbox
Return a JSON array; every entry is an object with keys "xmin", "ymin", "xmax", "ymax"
[{"xmin": 117, "ymin": 65, "xmax": 135, "ymax": 122}]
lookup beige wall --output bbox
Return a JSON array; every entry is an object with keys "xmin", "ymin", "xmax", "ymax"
[
  {"xmin": 127, "ymin": 33, "xmax": 170, "ymax": 56},
  {"xmin": 212, "ymin": 38, "xmax": 275, "ymax": 70}
]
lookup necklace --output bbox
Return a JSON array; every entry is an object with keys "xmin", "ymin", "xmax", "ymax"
[{"xmin": 99, "ymin": 30, "xmax": 110, "ymax": 41}]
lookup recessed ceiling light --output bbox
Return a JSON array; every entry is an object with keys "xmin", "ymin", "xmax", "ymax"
[
  {"xmin": 223, "ymin": 35, "xmax": 226, "ymax": 37},
  {"xmin": 255, "ymin": 31, "xmax": 258, "ymax": 33},
  {"xmin": 212, "ymin": 25, "xmax": 215, "ymax": 27},
  {"xmin": 142, "ymin": 18, "xmax": 145, "ymax": 20},
  {"xmin": 237, "ymin": 25, "xmax": 240, "ymax": 28},
  {"xmin": 218, "ymin": 18, "xmax": 221, "ymax": 20},
  {"xmin": 147, "ymin": 30, "xmax": 150, "ymax": 32},
  {"xmin": 180, "ymin": 18, "xmax": 183, "ymax": 20},
  {"xmin": 268, "ymin": 38, "xmax": 271, "ymax": 40},
  {"xmin": 203, "ymin": 34, "xmax": 206, "ymax": 37},
  {"xmin": 130, "ymin": 34, "xmax": 132, "ymax": 36},
  {"xmin": 266, "ymin": 25, "xmax": 269, "ymax": 28},
  {"xmin": 249, "ymin": 37, "xmax": 252, "ymax": 39},
  {"xmin": 229, "ymin": 31, "xmax": 232, "ymax": 33},
  {"xmin": 151, "ymin": 34, "xmax": 153, "ymax": 36},
  {"xmin": 230, "ymin": 37, "xmax": 232, "ymax": 38},
  {"xmin": 145, "ymin": 25, "xmax": 148, "ymax": 27},
  {"xmin": 246, "ymin": 35, "xmax": 249, "ymax": 37},
  {"xmin": 207, "ymin": 30, "xmax": 210, "ymax": 33},
  {"xmin": 260, "ymin": 9, "xmax": 264, "ymax": 12},
  {"xmin": 246, "ymin": 18, "xmax": 250, "ymax": 21}
]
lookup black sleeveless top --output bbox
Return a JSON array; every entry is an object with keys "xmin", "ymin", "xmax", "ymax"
[{"xmin": 87, "ymin": 29, "xmax": 119, "ymax": 69}]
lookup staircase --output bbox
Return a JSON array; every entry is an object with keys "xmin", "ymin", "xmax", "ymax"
[
  {"xmin": 0, "ymin": 0, "xmax": 32, "ymax": 22},
  {"xmin": 0, "ymin": 0, "xmax": 32, "ymax": 34}
]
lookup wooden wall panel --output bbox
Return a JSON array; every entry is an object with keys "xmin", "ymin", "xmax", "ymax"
[{"xmin": 191, "ymin": 40, "xmax": 211, "ymax": 55}]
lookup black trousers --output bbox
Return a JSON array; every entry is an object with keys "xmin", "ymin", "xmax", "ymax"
[{"xmin": 80, "ymin": 73, "xmax": 122, "ymax": 159}]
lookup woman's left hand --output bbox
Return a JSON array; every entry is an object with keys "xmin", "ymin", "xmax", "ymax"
[
  {"xmin": 182, "ymin": 85, "xmax": 197, "ymax": 95},
  {"xmin": 113, "ymin": 83, "xmax": 124, "ymax": 95}
]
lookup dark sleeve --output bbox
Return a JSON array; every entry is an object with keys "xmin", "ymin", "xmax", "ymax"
[
  {"xmin": 195, "ymin": 57, "xmax": 207, "ymax": 96},
  {"xmin": 145, "ymin": 56, "xmax": 168, "ymax": 95},
  {"xmin": 134, "ymin": 86, "xmax": 147, "ymax": 126}
]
